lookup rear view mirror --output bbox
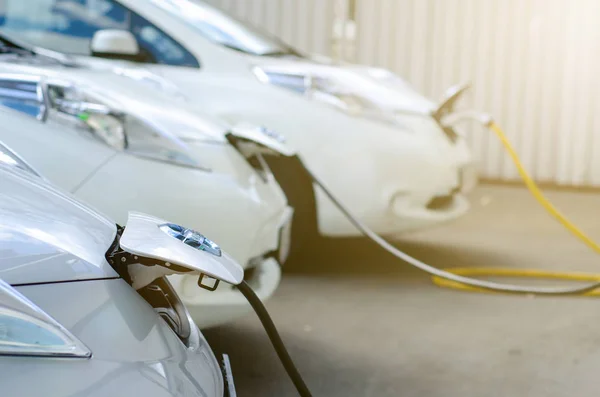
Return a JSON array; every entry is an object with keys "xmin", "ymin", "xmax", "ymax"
[
  {"xmin": 90, "ymin": 29, "xmax": 140, "ymax": 61},
  {"xmin": 117, "ymin": 212, "xmax": 244, "ymax": 289}
]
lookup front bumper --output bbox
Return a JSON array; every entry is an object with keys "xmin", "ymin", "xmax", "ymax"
[
  {"xmin": 388, "ymin": 161, "xmax": 477, "ymax": 231},
  {"xmin": 4, "ymin": 279, "xmax": 224, "ymax": 397},
  {"xmin": 315, "ymin": 128, "xmax": 478, "ymax": 237}
]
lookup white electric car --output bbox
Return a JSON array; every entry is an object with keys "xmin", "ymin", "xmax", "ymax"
[
  {"xmin": 0, "ymin": 0, "xmax": 476, "ymax": 243},
  {"xmin": 0, "ymin": 47, "xmax": 293, "ymax": 329},
  {"xmin": 0, "ymin": 146, "xmax": 239, "ymax": 396}
]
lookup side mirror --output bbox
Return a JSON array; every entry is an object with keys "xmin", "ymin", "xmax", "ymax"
[
  {"xmin": 90, "ymin": 29, "xmax": 140, "ymax": 61},
  {"xmin": 114, "ymin": 212, "xmax": 244, "ymax": 290}
]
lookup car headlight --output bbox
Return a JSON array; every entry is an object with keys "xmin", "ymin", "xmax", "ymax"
[
  {"xmin": 253, "ymin": 67, "xmax": 402, "ymax": 127},
  {"xmin": 0, "ymin": 279, "xmax": 91, "ymax": 358},
  {"xmin": 44, "ymin": 82, "xmax": 204, "ymax": 170}
]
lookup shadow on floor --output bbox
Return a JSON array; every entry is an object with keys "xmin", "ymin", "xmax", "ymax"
[
  {"xmin": 204, "ymin": 237, "xmax": 519, "ymax": 396},
  {"xmin": 204, "ymin": 185, "xmax": 600, "ymax": 396},
  {"xmin": 283, "ymin": 236, "xmax": 517, "ymax": 277},
  {"xmin": 205, "ymin": 313, "xmax": 414, "ymax": 397}
]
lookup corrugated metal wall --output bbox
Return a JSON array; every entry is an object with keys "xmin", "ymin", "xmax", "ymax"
[
  {"xmin": 354, "ymin": 0, "xmax": 600, "ymax": 186},
  {"xmin": 207, "ymin": 0, "xmax": 600, "ymax": 186},
  {"xmin": 203, "ymin": 0, "xmax": 336, "ymax": 56}
]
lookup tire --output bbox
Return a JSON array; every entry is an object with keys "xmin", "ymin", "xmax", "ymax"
[{"xmin": 264, "ymin": 155, "xmax": 320, "ymax": 266}]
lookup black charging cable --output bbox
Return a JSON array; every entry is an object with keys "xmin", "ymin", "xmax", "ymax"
[{"xmin": 236, "ymin": 281, "xmax": 313, "ymax": 397}]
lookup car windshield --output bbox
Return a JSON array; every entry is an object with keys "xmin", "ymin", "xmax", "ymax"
[{"xmin": 149, "ymin": 0, "xmax": 299, "ymax": 57}]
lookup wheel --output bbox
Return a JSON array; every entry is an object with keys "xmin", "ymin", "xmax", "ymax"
[{"xmin": 264, "ymin": 155, "xmax": 320, "ymax": 267}]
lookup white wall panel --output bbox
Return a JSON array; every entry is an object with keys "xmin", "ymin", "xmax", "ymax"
[
  {"xmin": 204, "ymin": 0, "xmax": 336, "ymax": 56},
  {"xmin": 355, "ymin": 0, "xmax": 600, "ymax": 186}
]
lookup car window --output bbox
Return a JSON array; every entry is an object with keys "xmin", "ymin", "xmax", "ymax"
[
  {"xmin": 0, "ymin": 0, "xmax": 129, "ymax": 55},
  {"xmin": 0, "ymin": 0, "xmax": 199, "ymax": 67},
  {"xmin": 129, "ymin": 11, "xmax": 199, "ymax": 67},
  {"xmin": 149, "ymin": 0, "xmax": 299, "ymax": 57}
]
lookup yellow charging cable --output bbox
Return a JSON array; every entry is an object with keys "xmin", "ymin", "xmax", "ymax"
[
  {"xmin": 489, "ymin": 122, "xmax": 600, "ymax": 254},
  {"xmin": 433, "ymin": 267, "xmax": 600, "ymax": 296},
  {"xmin": 433, "ymin": 121, "xmax": 600, "ymax": 295},
  {"xmin": 308, "ymin": 115, "xmax": 600, "ymax": 295}
]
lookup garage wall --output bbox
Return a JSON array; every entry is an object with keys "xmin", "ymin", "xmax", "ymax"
[
  {"xmin": 206, "ymin": 0, "xmax": 600, "ymax": 186},
  {"xmin": 355, "ymin": 0, "xmax": 600, "ymax": 186},
  {"xmin": 203, "ymin": 0, "xmax": 336, "ymax": 56}
]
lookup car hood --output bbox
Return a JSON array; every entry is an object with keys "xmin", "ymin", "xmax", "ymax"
[
  {"xmin": 0, "ymin": 165, "xmax": 119, "ymax": 285},
  {"xmin": 254, "ymin": 54, "xmax": 437, "ymax": 114},
  {"xmin": 0, "ymin": 56, "xmax": 232, "ymax": 143},
  {"xmin": 0, "ymin": 56, "xmax": 294, "ymax": 152}
]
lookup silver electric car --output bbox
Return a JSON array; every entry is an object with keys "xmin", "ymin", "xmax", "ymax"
[{"xmin": 0, "ymin": 141, "xmax": 236, "ymax": 397}]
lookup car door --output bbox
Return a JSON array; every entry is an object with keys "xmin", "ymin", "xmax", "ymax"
[{"xmin": 0, "ymin": 74, "xmax": 117, "ymax": 192}]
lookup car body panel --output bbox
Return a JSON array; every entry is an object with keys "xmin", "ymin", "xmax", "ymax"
[
  {"xmin": 0, "ymin": 93, "xmax": 117, "ymax": 193},
  {"xmin": 0, "ymin": 139, "xmax": 42, "ymax": 177},
  {"xmin": 3, "ymin": 278, "xmax": 223, "ymax": 397},
  {"xmin": 252, "ymin": 56, "xmax": 438, "ymax": 114},
  {"xmin": 0, "ymin": 57, "xmax": 289, "ymax": 327},
  {"xmin": 0, "ymin": 164, "xmax": 118, "ymax": 285},
  {"xmin": 0, "ymin": 0, "xmax": 475, "ymax": 237},
  {"xmin": 0, "ymin": 165, "xmax": 223, "ymax": 395},
  {"xmin": 73, "ymin": 144, "xmax": 285, "ymax": 263},
  {"xmin": 123, "ymin": 69, "xmax": 474, "ymax": 235},
  {"xmin": 0, "ymin": 57, "xmax": 228, "ymax": 143},
  {"xmin": 85, "ymin": 0, "xmax": 477, "ymax": 236},
  {"xmin": 0, "ymin": 61, "xmax": 288, "ymax": 264}
]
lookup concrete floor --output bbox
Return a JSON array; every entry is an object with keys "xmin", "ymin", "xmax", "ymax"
[{"xmin": 204, "ymin": 184, "xmax": 600, "ymax": 396}]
